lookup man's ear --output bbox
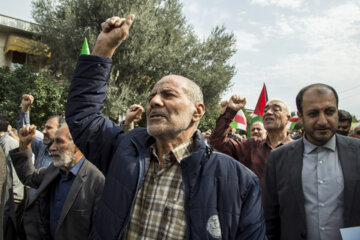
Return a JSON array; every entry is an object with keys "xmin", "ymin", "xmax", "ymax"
[
  {"xmin": 192, "ymin": 103, "xmax": 205, "ymax": 122},
  {"xmin": 297, "ymin": 111, "xmax": 303, "ymax": 125}
]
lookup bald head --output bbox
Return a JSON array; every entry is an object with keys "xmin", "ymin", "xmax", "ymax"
[
  {"xmin": 158, "ymin": 75, "xmax": 203, "ymax": 104},
  {"xmin": 146, "ymin": 75, "xmax": 205, "ymax": 139}
]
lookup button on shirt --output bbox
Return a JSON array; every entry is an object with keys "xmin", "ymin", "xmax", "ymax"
[
  {"xmin": 50, "ymin": 157, "xmax": 85, "ymax": 237},
  {"xmin": 302, "ymin": 135, "xmax": 344, "ymax": 240}
]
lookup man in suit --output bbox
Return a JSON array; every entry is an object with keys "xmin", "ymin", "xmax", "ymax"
[
  {"xmin": 10, "ymin": 124, "xmax": 105, "ymax": 240},
  {"xmin": 264, "ymin": 83, "xmax": 360, "ymax": 240}
]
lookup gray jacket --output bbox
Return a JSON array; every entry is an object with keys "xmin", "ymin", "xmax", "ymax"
[{"xmin": 10, "ymin": 148, "xmax": 105, "ymax": 240}]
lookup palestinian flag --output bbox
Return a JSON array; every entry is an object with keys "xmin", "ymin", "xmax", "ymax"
[
  {"xmin": 231, "ymin": 109, "xmax": 247, "ymax": 131},
  {"xmin": 253, "ymin": 83, "xmax": 268, "ymax": 117},
  {"xmin": 288, "ymin": 115, "xmax": 299, "ymax": 130},
  {"xmin": 247, "ymin": 83, "xmax": 268, "ymax": 137}
]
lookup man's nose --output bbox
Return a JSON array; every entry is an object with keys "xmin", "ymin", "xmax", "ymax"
[
  {"xmin": 49, "ymin": 142, "xmax": 56, "ymax": 151},
  {"xmin": 149, "ymin": 94, "xmax": 163, "ymax": 107},
  {"xmin": 318, "ymin": 112, "xmax": 327, "ymax": 125},
  {"xmin": 264, "ymin": 108, "xmax": 273, "ymax": 114}
]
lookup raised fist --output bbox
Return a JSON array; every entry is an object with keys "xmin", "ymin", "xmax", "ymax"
[
  {"xmin": 125, "ymin": 104, "xmax": 144, "ymax": 124},
  {"xmin": 228, "ymin": 95, "xmax": 246, "ymax": 112},
  {"xmin": 19, "ymin": 125, "xmax": 36, "ymax": 151},
  {"xmin": 92, "ymin": 14, "xmax": 135, "ymax": 58},
  {"xmin": 21, "ymin": 94, "xmax": 34, "ymax": 112}
]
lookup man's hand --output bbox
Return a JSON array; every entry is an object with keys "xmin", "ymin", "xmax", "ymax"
[
  {"xmin": 220, "ymin": 100, "xmax": 229, "ymax": 114},
  {"xmin": 125, "ymin": 104, "xmax": 144, "ymax": 124},
  {"xmin": 228, "ymin": 95, "xmax": 246, "ymax": 112},
  {"xmin": 21, "ymin": 94, "xmax": 34, "ymax": 112},
  {"xmin": 19, "ymin": 125, "xmax": 36, "ymax": 152},
  {"xmin": 92, "ymin": 14, "xmax": 135, "ymax": 58},
  {"xmin": 202, "ymin": 130, "xmax": 212, "ymax": 141},
  {"xmin": 7, "ymin": 125, "xmax": 19, "ymax": 142}
]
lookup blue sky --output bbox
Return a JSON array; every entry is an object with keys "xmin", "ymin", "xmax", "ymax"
[{"xmin": 2, "ymin": 0, "xmax": 360, "ymax": 118}]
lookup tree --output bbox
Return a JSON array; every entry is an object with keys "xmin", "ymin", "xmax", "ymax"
[
  {"xmin": 0, "ymin": 65, "xmax": 67, "ymax": 129},
  {"xmin": 31, "ymin": 0, "xmax": 236, "ymax": 131}
]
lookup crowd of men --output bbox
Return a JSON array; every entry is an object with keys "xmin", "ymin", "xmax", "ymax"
[{"xmin": 0, "ymin": 14, "xmax": 360, "ymax": 240}]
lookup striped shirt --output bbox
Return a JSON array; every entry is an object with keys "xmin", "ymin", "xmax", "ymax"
[{"xmin": 122, "ymin": 137, "xmax": 195, "ymax": 240}]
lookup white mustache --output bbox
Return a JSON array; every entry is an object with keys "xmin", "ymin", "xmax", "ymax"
[{"xmin": 51, "ymin": 151, "xmax": 61, "ymax": 157}]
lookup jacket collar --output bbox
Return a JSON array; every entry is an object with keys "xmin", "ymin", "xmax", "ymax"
[{"xmin": 130, "ymin": 129, "xmax": 210, "ymax": 173}]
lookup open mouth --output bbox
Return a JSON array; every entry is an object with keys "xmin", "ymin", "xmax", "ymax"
[{"xmin": 263, "ymin": 116, "xmax": 274, "ymax": 121}]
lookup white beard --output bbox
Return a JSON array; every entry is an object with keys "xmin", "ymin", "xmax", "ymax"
[{"xmin": 52, "ymin": 148, "xmax": 76, "ymax": 170}]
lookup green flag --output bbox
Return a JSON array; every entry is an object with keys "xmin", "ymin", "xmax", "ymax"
[{"xmin": 81, "ymin": 37, "xmax": 90, "ymax": 55}]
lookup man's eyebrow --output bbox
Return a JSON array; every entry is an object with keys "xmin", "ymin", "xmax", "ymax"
[
  {"xmin": 272, "ymin": 104, "xmax": 282, "ymax": 108},
  {"xmin": 155, "ymin": 88, "xmax": 181, "ymax": 95}
]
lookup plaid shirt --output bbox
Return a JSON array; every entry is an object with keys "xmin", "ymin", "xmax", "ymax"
[{"xmin": 122, "ymin": 138, "xmax": 195, "ymax": 240}]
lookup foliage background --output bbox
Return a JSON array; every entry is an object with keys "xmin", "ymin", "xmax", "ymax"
[{"xmin": 0, "ymin": 65, "xmax": 67, "ymax": 129}]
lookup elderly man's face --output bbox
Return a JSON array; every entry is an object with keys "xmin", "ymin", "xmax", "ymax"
[
  {"xmin": 49, "ymin": 126, "xmax": 77, "ymax": 171},
  {"xmin": 263, "ymin": 100, "xmax": 289, "ymax": 132},
  {"xmin": 146, "ymin": 76, "xmax": 196, "ymax": 138}
]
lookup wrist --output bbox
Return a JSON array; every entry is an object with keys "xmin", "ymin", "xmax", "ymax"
[
  {"xmin": 19, "ymin": 142, "xmax": 31, "ymax": 152},
  {"xmin": 92, "ymin": 43, "xmax": 115, "ymax": 58},
  {"xmin": 124, "ymin": 118, "xmax": 134, "ymax": 125},
  {"xmin": 21, "ymin": 106, "xmax": 30, "ymax": 112}
]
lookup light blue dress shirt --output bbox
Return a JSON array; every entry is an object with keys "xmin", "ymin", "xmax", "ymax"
[{"xmin": 302, "ymin": 135, "xmax": 344, "ymax": 240}]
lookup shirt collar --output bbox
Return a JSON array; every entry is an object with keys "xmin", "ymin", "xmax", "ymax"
[
  {"xmin": 150, "ymin": 137, "xmax": 195, "ymax": 165},
  {"xmin": 69, "ymin": 157, "xmax": 85, "ymax": 176},
  {"xmin": 303, "ymin": 134, "xmax": 336, "ymax": 154}
]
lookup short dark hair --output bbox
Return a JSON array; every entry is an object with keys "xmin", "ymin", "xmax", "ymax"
[
  {"xmin": 0, "ymin": 114, "xmax": 9, "ymax": 132},
  {"xmin": 48, "ymin": 116, "xmax": 66, "ymax": 128},
  {"xmin": 338, "ymin": 109, "xmax": 352, "ymax": 124},
  {"xmin": 296, "ymin": 83, "xmax": 339, "ymax": 115}
]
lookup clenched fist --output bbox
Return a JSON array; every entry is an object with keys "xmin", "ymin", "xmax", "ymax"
[
  {"xmin": 21, "ymin": 94, "xmax": 34, "ymax": 112},
  {"xmin": 92, "ymin": 14, "xmax": 135, "ymax": 58},
  {"xmin": 228, "ymin": 95, "xmax": 246, "ymax": 112},
  {"xmin": 19, "ymin": 125, "xmax": 36, "ymax": 151}
]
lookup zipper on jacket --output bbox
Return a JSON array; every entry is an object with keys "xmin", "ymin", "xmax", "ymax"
[
  {"xmin": 180, "ymin": 161, "xmax": 192, "ymax": 240},
  {"xmin": 117, "ymin": 142, "xmax": 145, "ymax": 240}
]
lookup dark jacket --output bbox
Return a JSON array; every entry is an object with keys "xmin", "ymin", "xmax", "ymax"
[
  {"xmin": 264, "ymin": 134, "xmax": 360, "ymax": 240},
  {"xmin": 10, "ymin": 148, "xmax": 105, "ymax": 240},
  {"xmin": 65, "ymin": 55, "xmax": 266, "ymax": 240}
]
